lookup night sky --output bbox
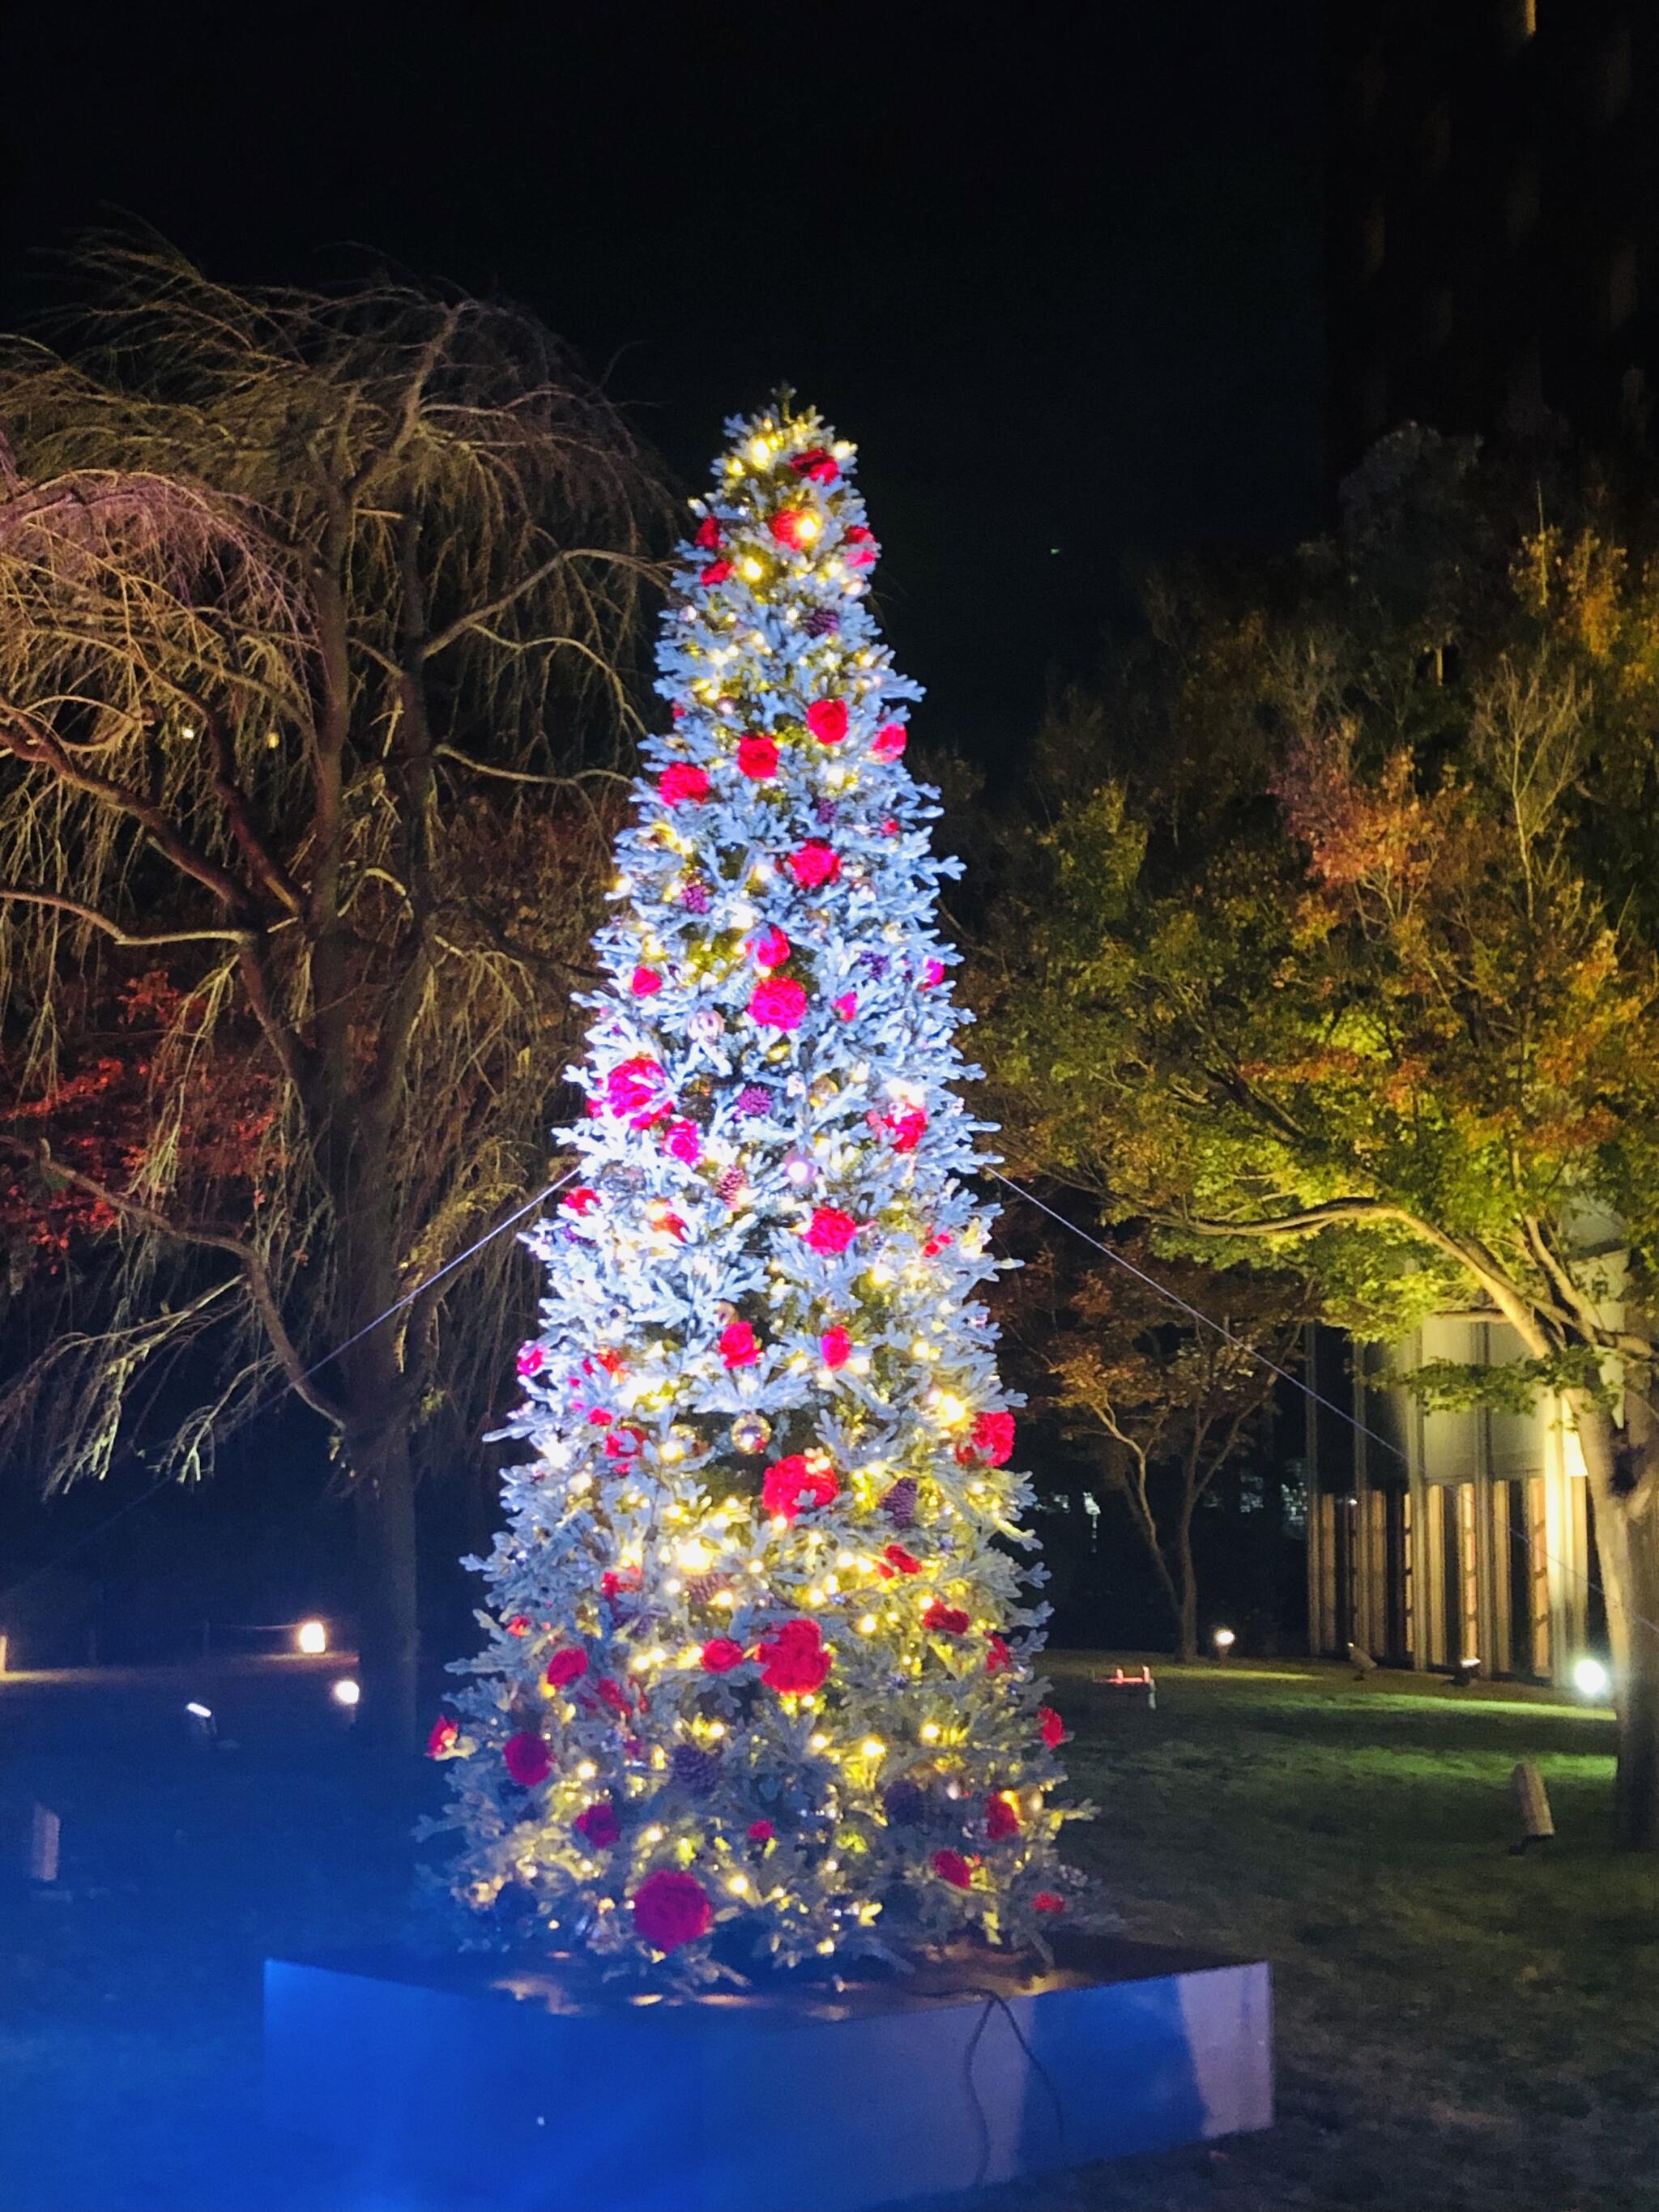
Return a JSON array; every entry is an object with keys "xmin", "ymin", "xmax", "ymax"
[
  {"xmin": 2, "ymin": 5, "xmax": 1325, "ymax": 1615},
  {"xmin": 6, "ymin": 4, "xmax": 1324, "ymax": 762}
]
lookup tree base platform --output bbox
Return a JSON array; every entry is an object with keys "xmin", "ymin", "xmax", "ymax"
[{"xmin": 264, "ymin": 1930, "xmax": 1272, "ymax": 2210}]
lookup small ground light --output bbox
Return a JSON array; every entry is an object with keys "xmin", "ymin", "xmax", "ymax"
[
  {"xmin": 1213, "ymin": 1626, "xmax": 1236, "ymax": 1658},
  {"xmin": 295, "ymin": 1618, "xmax": 328, "ymax": 1656},
  {"xmin": 1573, "ymin": 1656, "xmax": 1610, "ymax": 1700},
  {"xmin": 185, "ymin": 1701, "xmax": 213, "ymax": 1721},
  {"xmin": 331, "ymin": 1678, "xmax": 360, "ymax": 1708}
]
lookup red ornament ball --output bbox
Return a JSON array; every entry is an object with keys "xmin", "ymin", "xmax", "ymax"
[
  {"xmin": 631, "ymin": 1869, "xmax": 713, "ymax": 1954},
  {"xmin": 790, "ymin": 446, "xmax": 839, "ymax": 484},
  {"xmin": 757, "ymin": 1617, "xmax": 834, "ymax": 1694},
  {"xmin": 738, "ymin": 732, "xmax": 780, "ymax": 779},
  {"xmin": 871, "ymin": 721, "xmax": 908, "ymax": 761},
  {"xmin": 762, "ymin": 1453, "xmax": 839, "ymax": 1522},
  {"xmin": 985, "ymin": 1792, "xmax": 1021, "ymax": 1842},
  {"xmin": 971, "ymin": 1410, "xmax": 1016, "ymax": 1466},
  {"xmin": 786, "ymin": 840, "xmax": 842, "ymax": 890},
  {"xmin": 630, "ymin": 965, "xmax": 663, "ymax": 997},
  {"xmin": 820, "ymin": 1326, "xmax": 852, "ymax": 1369},
  {"xmin": 1038, "ymin": 1705, "xmax": 1065, "ymax": 1749},
  {"xmin": 425, "ymin": 1715, "xmax": 459, "ymax": 1758},
  {"xmin": 573, "ymin": 1800, "xmax": 620, "ymax": 1848},
  {"xmin": 701, "ymin": 1637, "xmax": 747, "ymax": 1674},
  {"xmin": 770, "ymin": 508, "xmax": 813, "ymax": 551},
  {"xmin": 923, "ymin": 1601, "xmax": 971, "ymax": 1636},
  {"xmin": 932, "ymin": 1849, "xmax": 974, "ymax": 1890},
  {"xmin": 747, "ymin": 1818, "xmax": 775, "ymax": 1844},
  {"xmin": 806, "ymin": 698, "xmax": 849, "ymax": 747},
  {"xmin": 700, "ymin": 560, "xmax": 733, "ymax": 586},
  {"xmin": 545, "ymin": 1646, "xmax": 589, "ymax": 1689},
  {"xmin": 693, "ymin": 515, "xmax": 722, "ymax": 552}
]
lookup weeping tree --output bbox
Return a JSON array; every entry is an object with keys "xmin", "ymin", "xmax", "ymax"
[{"xmin": 0, "ymin": 238, "xmax": 668, "ymax": 1745}]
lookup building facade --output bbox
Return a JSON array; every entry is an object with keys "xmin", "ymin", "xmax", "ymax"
[{"xmin": 1306, "ymin": 1318, "xmax": 1603, "ymax": 1681}]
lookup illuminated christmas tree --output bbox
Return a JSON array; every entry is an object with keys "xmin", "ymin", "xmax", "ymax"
[{"xmin": 431, "ymin": 397, "xmax": 1076, "ymax": 1982}]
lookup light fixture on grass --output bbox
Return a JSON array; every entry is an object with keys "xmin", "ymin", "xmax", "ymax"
[
  {"xmin": 331, "ymin": 1678, "xmax": 361, "ymax": 1708},
  {"xmin": 295, "ymin": 1618, "xmax": 328, "ymax": 1656},
  {"xmin": 1212, "ymin": 1626, "xmax": 1236, "ymax": 1660},
  {"xmin": 1573, "ymin": 1656, "xmax": 1610, "ymax": 1701}
]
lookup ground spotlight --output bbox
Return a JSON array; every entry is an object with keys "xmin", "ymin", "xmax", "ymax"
[
  {"xmin": 331, "ymin": 1677, "xmax": 361, "ymax": 1708},
  {"xmin": 1213, "ymin": 1626, "xmax": 1236, "ymax": 1659},
  {"xmin": 183, "ymin": 1699, "xmax": 217, "ymax": 1749},
  {"xmin": 1573, "ymin": 1656, "xmax": 1610, "ymax": 1701},
  {"xmin": 296, "ymin": 1618, "xmax": 328, "ymax": 1656}
]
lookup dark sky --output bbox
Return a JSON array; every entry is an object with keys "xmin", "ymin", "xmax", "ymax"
[{"xmin": 6, "ymin": 4, "xmax": 1325, "ymax": 761}]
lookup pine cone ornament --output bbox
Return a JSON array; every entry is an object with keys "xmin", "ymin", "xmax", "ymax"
[
  {"xmin": 681, "ymin": 879, "xmax": 711, "ymax": 914},
  {"xmin": 717, "ymin": 1165, "xmax": 748, "ymax": 1205},
  {"xmin": 672, "ymin": 1742, "xmax": 723, "ymax": 1796},
  {"xmin": 882, "ymin": 1477, "xmax": 919, "ymax": 1528},
  {"xmin": 683, "ymin": 1571, "xmax": 727, "ymax": 1606},
  {"xmin": 735, "ymin": 1085, "xmax": 772, "ymax": 1116},
  {"xmin": 813, "ymin": 797, "xmax": 838, "ymax": 825},
  {"xmin": 803, "ymin": 607, "xmax": 841, "ymax": 637},
  {"xmin": 859, "ymin": 951, "xmax": 891, "ymax": 978}
]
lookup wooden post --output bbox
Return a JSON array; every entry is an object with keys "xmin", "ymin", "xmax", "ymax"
[
  {"xmin": 0, "ymin": 1630, "xmax": 9, "ymax": 1674},
  {"xmin": 28, "ymin": 1803, "xmax": 61, "ymax": 1883},
  {"xmin": 1511, "ymin": 1760, "xmax": 1555, "ymax": 1852}
]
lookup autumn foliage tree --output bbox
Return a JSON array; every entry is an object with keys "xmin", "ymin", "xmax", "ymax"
[
  {"xmin": 987, "ymin": 428, "xmax": 1659, "ymax": 1845},
  {"xmin": 0, "ymin": 239, "xmax": 667, "ymax": 1743}
]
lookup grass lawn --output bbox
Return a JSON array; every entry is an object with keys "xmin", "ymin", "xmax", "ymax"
[{"xmin": 1, "ymin": 1654, "xmax": 1654, "ymax": 2210}]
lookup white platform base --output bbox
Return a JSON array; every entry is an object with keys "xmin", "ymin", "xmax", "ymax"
[{"xmin": 265, "ymin": 1932, "xmax": 1272, "ymax": 2211}]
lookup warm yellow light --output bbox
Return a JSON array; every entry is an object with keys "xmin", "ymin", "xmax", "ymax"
[
  {"xmin": 857, "ymin": 1613, "xmax": 878, "ymax": 1634},
  {"xmin": 796, "ymin": 512, "xmax": 821, "ymax": 542},
  {"xmin": 748, "ymin": 437, "xmax": 770, "ymax": 465},
  {"xmin": 809, "ymin": 1732, "xmax": 830, "ymax": 1752},
  {"xmin": 740, "ymin": 556, "xmax": 763, "ymax": 582},
  {"xmin": 817, "ymin": 1938, "xmax": 836, "ymax": 1955},
  {"xmin": 577, "ymin": 1759, "xmax": 596, "ymax": 1780},
  {"xmin": 727, "ymin": 1873, "xmax": 751, "ymax": 1895},
  {"xmin": 921, "ymin": 1722, "xmax": 941, "ymax": 1742},
  {"xmin": 644, "ymin": 1825, "xmax": 664, "ymax": 1843},
  {"xmin": 860, "ymin": 1738, "xmax": 886, "ymax": 1760},
  {"xmin": 932, "ymin": 1391, "xmax": 969, "ymax": 1426},
  {"xmin": 295, "ymin": 1619, "xmax": 327, "ymax": 1656},
  {"xmin": 676, "ymin": 1540, "xmax": 712, "ymax": 1571}
]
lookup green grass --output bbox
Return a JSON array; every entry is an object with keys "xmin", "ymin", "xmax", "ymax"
[
  {"xmin": 2, "ymin": 1658, "xmax": 1656, "ymax": 2209},
  {"xmin": 1000, "ymin": 1656, "xmax": 1659, "ymax": 2212}
]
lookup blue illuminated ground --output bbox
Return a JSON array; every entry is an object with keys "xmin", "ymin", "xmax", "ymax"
[{"xmin": 1, "ymin": 1655, "xmax": 1653, "ymax": 2211}]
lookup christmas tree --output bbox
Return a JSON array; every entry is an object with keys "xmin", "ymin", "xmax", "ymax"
[{"xmin": 431, "ymin": 397, "xmax": 1076, "ymax": 1982}]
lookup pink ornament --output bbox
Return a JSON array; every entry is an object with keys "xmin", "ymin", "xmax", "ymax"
[
  {"xmin": 502, "ymin": 1731, "xmax": 552, "ymax": 1788},
  {"xmin": 630, "ymin": 965, "xmax": 663, "ymax": 997},
  {"xmin": 786, "ymin": 840, "xmax": 841, "ymax": 890},
  {"xmin": 425, "ymin": 1715, "xmax": 459, "ymax": 1758},
  {"xmin": 842, "ymin": 524, "xmax": 878, "ymax": 569},
  {"xmin": 748, "ymin": 976, "xmax": 808, "ymax": 1030},
  {"xmin": 820, "ymin": 1326, "xmax": 852, "ymax": 1369},
  {"xmin": 833, "ymin": 991, "xmax": 857, "ymax": 1021},
  {"xmin": 545, "ymin": 1646, "xmax": 589, "ymax": 1689},
  {"xmin": 658, "ymin": 763, "xmax": 710, "ymax": 808},
  {"xmin": 748, "ymin": 924, "xmax": 791, "ymax": 969},
  {"xmin": 888, "ymin": 1106, "xmax": 928, "ymax": 1153},
  {"xmin": 747, "ymin": 1818, "xmax": 775, "ymax": 1843},
  {"xmin": 694, "ymin": 516, "xmax": 722, "ymax": 552},
  {"xmin": 664, "ymin": 1118, "xmax": 701, "ymax": 1165},
  {"xmin": 719, "ymin": 1319, "xmax": 760, "ymax": 1368},
  {"xmin": 920, "ymin": 958, "xmax": 945, "ymax": 987},
  {"xmin": 871, "ymin": 721, "xmax": 908, "ymax": 761},
  {"xmin": 806, "ymin": 698, "xmax": 848, "ymax": 747},
  {"xmin": 700, "ymin": 560, "xmax": 733, "ymax": 586},
  {"xmin": 516, "ymin": 1344, "xmax": 544, "ymax": 1378},
  {"xmin": 804, "ymin": 1206, "xmax": 859, "ymax": 1255},
  {"xmin": 971, "ymin": 1410, "xmax": 1016, "ymax": 1466},
  {"xmin": 565, "ymin": 1187, "xmax": 600, "ymax": 1215}
]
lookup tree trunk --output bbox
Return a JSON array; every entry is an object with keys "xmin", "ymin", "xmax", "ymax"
[
  {"xmin": 1174, "ymin": 1500, "xmax": 1200, "ymax": 1663},
  {"xmin": 346, "ymin": 1404, "xmax": 420, "ymax": 1754},
  {"xmin": 1569, "ymin": 1392, "xmax": 1659, "ymax": 1848}
]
